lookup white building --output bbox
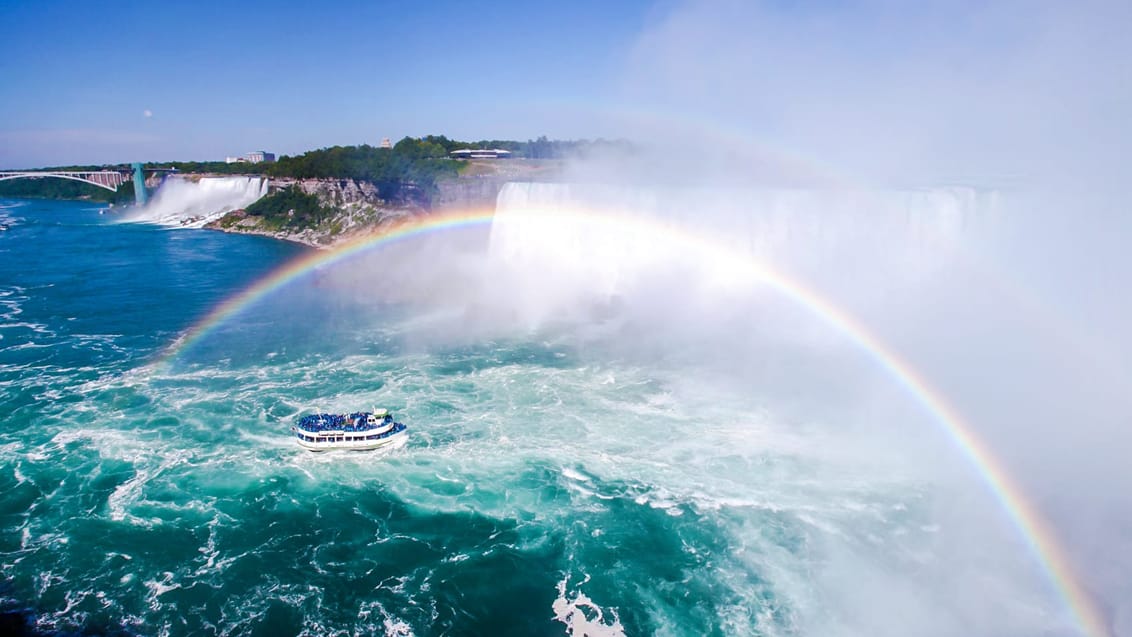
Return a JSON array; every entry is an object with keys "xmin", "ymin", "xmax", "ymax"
[
  {"xmin": 244, "ymin": 151, "xmax": 275, "ymax": 163},
  {"xmin": 226, "ymin": 151, "xmax": 276, "ymax": 164},
  {"xmin": 448, "ymin": 149, "xmax": 512, "ymax": 159},
  {"xmin": 380, "ymin": 138, "xmax": 393, "ymax": 149}
]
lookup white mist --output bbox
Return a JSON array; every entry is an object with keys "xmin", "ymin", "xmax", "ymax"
[{"xmin": 126, "ymin": 176, "xmax": 268, "ymax": 227}]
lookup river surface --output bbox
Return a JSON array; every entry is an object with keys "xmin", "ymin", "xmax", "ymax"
[{"xmin": 0, "ymin": 196, "xmax": 1078, "ymax": 636}]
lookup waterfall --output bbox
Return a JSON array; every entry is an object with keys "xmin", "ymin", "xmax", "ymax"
[
  {"xmin": 489, "ymin": 181, "xmax": 998, "ymax": 296},
  {"xmin": 125, "ymin": 176, "xmax": 268, "ymax": 227}
]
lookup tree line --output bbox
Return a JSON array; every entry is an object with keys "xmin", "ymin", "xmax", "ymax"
[
  {"xmin": 0, "ymin": 176, "xmax": 135, "ymax": 204},
  {"xmin": 0, "ymin": 135, "xmax": 633, "ymax": 204}
]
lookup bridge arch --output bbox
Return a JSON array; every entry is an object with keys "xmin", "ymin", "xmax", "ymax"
[{"xmin": 0, "ymin": 171, "xmax": 127, "ymax": 192}]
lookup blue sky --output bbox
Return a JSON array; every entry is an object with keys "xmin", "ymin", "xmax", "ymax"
[
  {"xmin": 2, "ymin": 0, "xmax": 1127, "ymax": 185},
  {"xmin": 0, "ymin": 0, "xmax": 656, "ymax": 167}
]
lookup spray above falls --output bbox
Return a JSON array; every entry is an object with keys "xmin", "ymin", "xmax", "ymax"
[
  {"xmin": 125, "ymin": 175, "xmax": 268, "ymax": 227},
  {"xmin": 488, "ymin": 181, "xmax": 998, "ymax": 309}
]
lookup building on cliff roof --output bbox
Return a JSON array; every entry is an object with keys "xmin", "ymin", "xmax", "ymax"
[
  {"xmin": 449, "ymin": 149, "xmax": 512, "ymax": 159},
  {"xmin": 225, "ymin": 151, "xmax": 276, "ymax": 164}
]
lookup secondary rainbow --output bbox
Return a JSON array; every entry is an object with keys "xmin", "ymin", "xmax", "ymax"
[{"xmin": 159, "ymin": 205, "xmax": 1108, "ymax": 637}]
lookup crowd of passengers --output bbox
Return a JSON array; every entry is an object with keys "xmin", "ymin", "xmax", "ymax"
[{"xmin": 296, "ymin": 412, "xmax": 393, "ymax": 433}]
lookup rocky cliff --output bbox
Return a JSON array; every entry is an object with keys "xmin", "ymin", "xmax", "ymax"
[
  {"xmin": 205, "ymin": 160, "xmax": 563, "ymax": 248},
  {"xmin": 206, "ymin": 177, "xmax": 418, "ymax": 248},
  {"xmin": 433, "ymin": 177, "xmax": 510, "ymax": 212},
  {"xmin": 433, "ymin": 159, "xmax": 563, "ymax": 212}
]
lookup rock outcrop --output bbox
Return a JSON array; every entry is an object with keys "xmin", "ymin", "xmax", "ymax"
[
  {"xmin": 207, "ymin": 177, "xmax": 417, "ymax": 248},
  {"xmin": 205, "ymin": 160, "xmax": 563, "ymax": 249}
]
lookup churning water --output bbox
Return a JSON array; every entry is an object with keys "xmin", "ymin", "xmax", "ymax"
[{"xmin": 0, "ymin": 191, "xmax": 1083, "ymax": 637}]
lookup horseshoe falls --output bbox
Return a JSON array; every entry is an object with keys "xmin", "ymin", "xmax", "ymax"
[{"xmin": 0, "ymin": 189, "xmax": 1089, "ymax": 637}]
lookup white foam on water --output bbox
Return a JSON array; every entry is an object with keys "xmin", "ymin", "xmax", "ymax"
[
  {"xmin": 0, "ymin": 300, "xmax": 54, "ymax": 336},
  {"xmin": 553, "ymin": 574, "xmax": 626, "ymax": 637},
  {"xmin": 0, "ymin": 265, "xmax": 1076, "ymax": 637},
  {"xmin": 561, "ymin": 467, "xmax": 592, "ymax": 483}
]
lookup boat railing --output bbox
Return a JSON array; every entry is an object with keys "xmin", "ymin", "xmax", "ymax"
[
  {"xmin": 295, "ymin": 412, "xmax": 396, "ymax": 433},
  {"xmin": 294, "ymin": 422, "xmax": 407, "ymax": 442}
]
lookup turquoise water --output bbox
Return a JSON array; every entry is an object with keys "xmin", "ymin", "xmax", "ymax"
[{"xmin": 0, "ymin": 198, "xmax": 1074, "ymax": 636}]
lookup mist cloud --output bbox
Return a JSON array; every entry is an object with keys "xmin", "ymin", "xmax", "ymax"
[
  {"xmin": 264, "ymin": 2, "xmax": 1132, "ymax": 632},
  {"xmin": 572, "ymin": 1, "xmax": 1132, "ymax": 633},
  {"xmin": 617, "ymin": 0, "xmax": 1131, "ymax": 189}
]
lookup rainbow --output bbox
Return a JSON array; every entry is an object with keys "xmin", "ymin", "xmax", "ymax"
[
  {"xmin": 156, "ymin": 206, "xmax": 497, "ymax": 365},
  {"xmin": 160, "ymin": 205, "xmax": 1107, "ymax": 637}
]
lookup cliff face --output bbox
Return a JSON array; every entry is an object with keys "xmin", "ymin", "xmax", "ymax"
[
  {"xmin": 207, "ymin": 177, "xmax": 418, "ymax": 248},
  {"xmin": 206, "ymin": 160, "xmax": 563, "ymax": 248},
  {"xmin": 273, "ymin": 177, "xmax": 382, "ymax": 205},
  {"xmin": 434, "ymin": 159, "xmax": 562, "ymax": 212},
  {"xmin": 433, "ymin": 177, "xmax": 509, "ymax": 212}
]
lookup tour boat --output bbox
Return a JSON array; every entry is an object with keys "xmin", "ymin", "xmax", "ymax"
[{"xmin": 291, "ymin": 408, "xmax": 407, "ymax": 451}]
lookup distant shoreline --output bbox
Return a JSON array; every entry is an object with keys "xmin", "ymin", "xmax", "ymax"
[{"xmin": 2, "ymin": 157, "xmax": 563, "ymax": 250}]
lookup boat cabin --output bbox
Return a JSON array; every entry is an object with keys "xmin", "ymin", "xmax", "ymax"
[{"xmin": 292, "ymin": 408, "xmax": 405, "ymax": 451}]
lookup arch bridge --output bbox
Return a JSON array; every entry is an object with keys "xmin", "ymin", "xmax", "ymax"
[
  {"xmin": 0, "ymin": 170, "xmax": 129, "ymax": 191},
  {"xmin": 0, "ymin": 163, "xmax": 175, "ymax": 204}
]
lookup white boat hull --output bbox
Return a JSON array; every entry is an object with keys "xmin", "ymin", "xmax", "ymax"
[{"xmin": 293, "ymin": 426, "xmax": 408, "ymax": 452}]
